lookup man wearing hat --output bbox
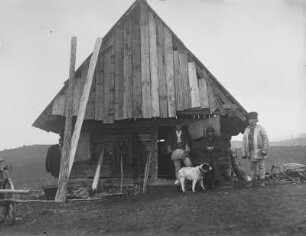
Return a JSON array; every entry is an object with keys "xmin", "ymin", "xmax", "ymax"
[
  {"xmin": 202, "ymin": 126, "xmax": 223, "ymax": 188},
  {"xmin": 242, "ymin": 111, "xmax": 269, "ymax": 187},
  {"xmin": 166, "ymin": 124, "xmax": 192, "ymax": 185}
]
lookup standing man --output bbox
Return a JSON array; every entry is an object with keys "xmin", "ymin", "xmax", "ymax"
[
  {"xmin": 242, "ymin": 112, "xmax": 269, "ymax": 187},
  {"xmin": 166, "ymin": 124, "xmax": 192, "ymax": 185},
  {"xmin": 202, "ymin": 126, "xmax": 223, "ymax": 188}
]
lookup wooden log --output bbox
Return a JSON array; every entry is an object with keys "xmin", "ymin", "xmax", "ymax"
[
  {"xmin": 151, "ymin": 124, "xmax": 158, "ymax": 180},
  {"xmin": 132, "ymin": 4, "xmax": 143, "ymax": 118},
  {"xmin": 123, "ymin": 13, "xmax": 133, "ymax": 119},
  {"xmin": 188, "ymin": 62, "xmax": 200, "ymax": 108},
  {"xmin": 91, "ymin": 144, "xmax": 105, "ymax": 191},
  {"xmin": 156, "ymin": 16, "xmax": 167, "ymax": 118},
  {"xmin": 140, "ymin": 1, "xmax": 151, "ymax": 118},
  {"xmin": 0, "ymin": 198, "xmax": 107, "ymax": 204},
  {"xmin": 164, "ymin": 26, "xmax": 176, "ymax": 117},
  {"xmin": 142, "ymin": 152, "xmax": 151, "ymax": 193},
  {"xmin": 55, "ymin": 37, "xmax": 77, "ymax": 203},
  {"xmin": 114, "ymin": 22, "xmax": 124, "ymax": 120},
  {"xmin": 148, "ymin": 10, "xmax": 160, "ymax": 117},
  {"xmin": 0, "ymin": 189, "xmax": 31, "ymax": 194},
  {"xmin": 120, "ymin": 147, "xmax": 124, "ymax": 193}
]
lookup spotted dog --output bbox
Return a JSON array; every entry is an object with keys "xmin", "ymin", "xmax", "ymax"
[{"xmin": 177, "ymin": 163, "xmax": 212, "ymax": 192}]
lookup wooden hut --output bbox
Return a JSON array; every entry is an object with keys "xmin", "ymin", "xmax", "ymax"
[{"xmin": 33, "ymin": 0, "xmax": 248, "ymax": 188}]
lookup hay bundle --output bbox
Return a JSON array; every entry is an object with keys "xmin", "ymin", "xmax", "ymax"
[{"xmin": 271, "ymin": 163, "xmax": 306, "ymax": 181}]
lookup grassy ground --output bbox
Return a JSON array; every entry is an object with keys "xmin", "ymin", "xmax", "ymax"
[
  {"xmin": 1, "ymin": 181, "xmax": 306, "ymax": 236},
  {"xmin": 0, "ymin": 146, "xmax": 305, "ymax": 235}
]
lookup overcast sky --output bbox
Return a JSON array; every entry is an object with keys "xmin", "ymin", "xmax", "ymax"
[{"xmin": 0, "ymin": 0, "xmax": 305, "ymax": 150}]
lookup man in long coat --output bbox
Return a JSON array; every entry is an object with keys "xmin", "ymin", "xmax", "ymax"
[{"xmin": 242, "ymin": 112, "xmax": 269, "ymax": 187}]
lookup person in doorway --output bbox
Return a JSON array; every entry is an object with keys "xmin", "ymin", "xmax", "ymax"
[
  {"xmin": 166, "ymin": 124, "xmax": 192, "ymax": 185},
  {"xmin": 202, "ymin": 126, "xmax": 223, "ymax": 188},
  {"xmin": 242, "ymin": 112, "xmax": 269, "ymax": 187},
  {"xmin": 45, "ymin": 136, "xmax": 63, "ymax": 178}
]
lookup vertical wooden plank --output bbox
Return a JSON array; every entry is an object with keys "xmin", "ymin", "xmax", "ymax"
[
  {"xmin": 95, "ymin": 52, "xmax": 104, "ymax": 120},
  {"xmin": 56, "ymin": 36, "xmax": 77, "ymax": 203},
  {"xmin": 103, "ymin": 46, "xmax": 115, "ymax": 123},
  {"xmin": 123, "ymin": 13, "xmax": 133, "ymax": 119},
  {"xmin": 178, "ymin": 52, "xmax": 191, "ymax": 109},
  {"xmin": 73, "ymin": 78, "xmax": 82, "ymax": 116},
  {"xmin": 203, "ymin": 69, "xmax": 218, "ymax": 114},
  {"xmin": 52, "ymin": 94, "xmax": 65, "ymax": 115},
  {"xmin": 148, "ymin": 10, "xmax": 160, "ymax": 117},
  {"xmin": 155, "ymin": 16, "xmax": 167, "ymax": 118},
  {"xmin": 198, "ymin": 78, "xmax": 209, "ymax": 108},
  {"xmin": 164, "ymin": 27, "xmax": 176, "ymax": 117},
  {"xmin": 188, "ymin": 62, "xmax": 200, "ymax": 108},
  {"xmin": 84, "ymin": 61, "xmax": 96, "ymax": 120},
  {"xmin": 132, "ymin": 5, "xmax": 143, "ymax": 118},
  {"xmin": 140, "ymin": 1, "xmax": 151, "ymax": 118},
  {"xmin": 207, "ymin": 77, "xmax": 227, "ymax": 115},
  {"xmin": 114, "ymin": 22, "xmax": 124, "ymax": 120},
  {"xmin": 173, "ymin": 51, "xmax": 183, "ymax": 111}
]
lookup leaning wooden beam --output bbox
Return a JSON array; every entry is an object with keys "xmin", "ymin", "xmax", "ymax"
[
  {"xmin": 142, "ymin": 152, "xmax": 152, "ymax": 193},
  {"xmin": 55, "ymin": 36, "xmax": 77, "ymax": 203},
  {"xmin": 68, "ymin": 37, "xmax": 103, "ymax": 175},
  {"xmin": 92, "ymin": 144, "xmax": 105, "ymax": 192}
]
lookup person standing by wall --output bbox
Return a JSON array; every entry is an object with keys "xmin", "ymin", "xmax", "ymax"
[
  {"xmin": 242, "ymin": 112, "xmax": 269, "ymax": 187},
  {"xmin": 45, "ymin": 136, "xmax": 63, "ymax": 178},
  {"xmin": 202, "ymin": 126, "xmax": 223, "ymax": 188},
  {"xmin": 166, "ymin": 124, "xmax": 192, "ymax": 185}
]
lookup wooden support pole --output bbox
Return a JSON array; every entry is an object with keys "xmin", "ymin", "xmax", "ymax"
[
  {"xmin": 120, "ymin": 148, "xmax": 124, "ymax": 193},
  {"xmin": 91, "ymin": 144, "xmax": 105, "ymax": 192},
  {"xmin": 56, "ymin": 37, "xmax": 102, "ymax": 203},
  {"xmin": 55, "ymin": 36, "xmax": 77, "ymax": 203},
  {"xmin": 151, "ymin": 123, "xmax": 158, "ymax": 181},
  {"xmin": 68, "ymin": 37, "xmax": 103, "ymax": 174},
  {"xmin": 142, "ymin": 152, "xmax": 152, "ymax": 193}
]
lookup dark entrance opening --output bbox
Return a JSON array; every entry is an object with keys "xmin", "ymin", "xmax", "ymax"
[{"xmin": 157, "ymin": 126, "xmax": 175, "ymax": 179}]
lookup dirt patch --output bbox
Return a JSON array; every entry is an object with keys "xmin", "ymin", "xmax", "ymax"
[{"xmin": 1, "ymin": 182, "xmax": 306, "ymax": 236}]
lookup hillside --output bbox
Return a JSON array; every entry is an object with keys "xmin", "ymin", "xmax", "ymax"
[
  {"xmin": 0, "ymin": 145, "xmax": 52, "ymax": 188},
  {"xmin": 0, "ymin": 143, "xmax": 305, "ymax": 189},
  {"xmin": 231, "ymin": 136, "xmax": 306, "ymax": 149},
  {"xmin": 235, "ymin": 146, "xmax": 306, "ymax": 175}
]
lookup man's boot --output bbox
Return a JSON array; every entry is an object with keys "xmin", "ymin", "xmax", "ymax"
[{"xmin": 260, "ymin": 179, "xmax": 265, "ymax": 187}]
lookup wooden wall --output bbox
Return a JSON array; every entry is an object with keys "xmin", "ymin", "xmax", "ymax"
[
  {"xmin": 50, "ymin": 1, "xmax": 234, "ymax": 124},
  {"xmin": 70, "ymin": 125, "xmax": 156, "ymax": 180}
]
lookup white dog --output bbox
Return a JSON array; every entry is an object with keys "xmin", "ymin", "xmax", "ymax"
[{"xmin": 177, "ymin": 163, "xmax": 212, "ymax": 192}]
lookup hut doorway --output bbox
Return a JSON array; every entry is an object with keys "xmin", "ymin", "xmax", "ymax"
[{"xmin": 157, "ymin": 126, "xmax": 175, "ymax": 179}]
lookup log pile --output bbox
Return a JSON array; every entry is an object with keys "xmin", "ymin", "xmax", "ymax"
[{"xmin": 269, "ymin": 163, "xmax": 306, "ymax": 182}]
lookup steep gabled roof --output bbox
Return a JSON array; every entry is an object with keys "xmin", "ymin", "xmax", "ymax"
[{"xmin": 33, "ymin": 0, "xmax": 247, "ymax": 132}]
